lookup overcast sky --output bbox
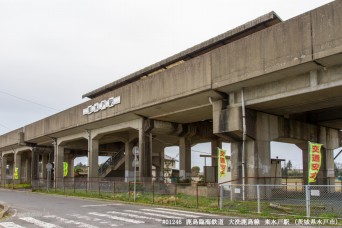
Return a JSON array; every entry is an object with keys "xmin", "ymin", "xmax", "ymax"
[{"xmin": 0, "ymin": 0, "xmax": 341, "ymax": 168}]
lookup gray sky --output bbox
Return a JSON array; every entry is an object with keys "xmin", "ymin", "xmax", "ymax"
[{"xmin": 0, "ymin": 0, "xmax": 341, "ymax": 168}]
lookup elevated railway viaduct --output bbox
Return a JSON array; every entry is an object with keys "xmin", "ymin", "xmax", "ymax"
[{"xmin": 1, "ymin": 1, "xmax": 342, "ymax": 187}]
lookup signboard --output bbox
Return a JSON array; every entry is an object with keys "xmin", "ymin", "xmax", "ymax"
[
  {"xmin": 308, "ymin": 142, "xmax": 322, "ymax": 183},
  {"xmin": 218, "ymin": 148, "xmax": 227, "ymax": 178},
  {"xmin": 311, "ymin": 190, "xmax": 320, "ymax": 196},
  {"xmin": 83, "ymin": 96, "xmax": 121, "ymax": 115},
  {"xmin": 14, "ymin": 167, "xmax": 19, "ymax": 180},
  {"xmin": 63, "ymin": 162, "xmax": 68, "ymax": 177}
]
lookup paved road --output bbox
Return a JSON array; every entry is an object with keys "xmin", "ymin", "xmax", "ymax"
[
  {"xmin": 0, "ymin": 189, "xmax": 229, "ymax": 228},
  {"xmin": 0, "ymin": 189, "xmax": 326, "ymax": 227}
]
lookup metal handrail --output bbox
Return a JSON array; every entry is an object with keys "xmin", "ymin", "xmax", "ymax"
[{"xmin": 98, "ymin": 149, "xmax": 125, "ymax": 175}]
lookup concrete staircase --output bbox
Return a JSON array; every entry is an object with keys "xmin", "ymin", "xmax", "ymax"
[{"xmin": 98, "ymin": 149, "xmax": 125, "ymax": 178}]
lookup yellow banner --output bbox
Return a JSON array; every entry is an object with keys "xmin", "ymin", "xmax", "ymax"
[
  {"xmin": 63, "ymin": 162, "xmax": 68, "ymax": 177},
  {"xmin": 218, "ymin": 148, "xmax": 227, "ymax": 178},
  {"xmin": 308, "ymin": 142, "xmax": 322, "ymax": 183},
  {"xmin": 14, "ymin": 167, "xmax": 19, "ymax": 180}
]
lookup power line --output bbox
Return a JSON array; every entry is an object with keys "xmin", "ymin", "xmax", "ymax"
[{"xmin": 0, "ymin": 90, "xmax": 60, "ymax": 111}]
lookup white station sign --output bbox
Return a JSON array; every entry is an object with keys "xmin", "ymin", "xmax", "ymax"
[{"xmin": 83, "ymin": 96, "xmax": 121, "ymax": 115}]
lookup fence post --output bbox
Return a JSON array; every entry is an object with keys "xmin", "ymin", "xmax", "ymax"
[
  {"xmin": 219, "ymin": 185, "xmax": 223, "ymax": 210},
  {"xmin": 217, "ymin": 184, "xmax": 220, "ymax": 209},
  {"xmin": 74, "ymin": 179, "xmax": 76, "ymax": 193},
  {"xmin": 230, "ymin": 185, "xmax": 233, "ymax": 201},
  {"xmin": 174, "ymin": 182, "xmax": 177, "ymax": 206},
  {"xmin": 63, "ymin": 178, "xmax": 65, "ymax": 193},
  {"xmin": 85, "ymin": 179, "xmax": 88, "ymax": 193},
  {"xmin": 152, "ymin": 181, "xmax": 155, "ymax": 204},
  {"xmin": 257, "ymin": 185, "xmax": 260, "ymax": 214},
  {"xmin": 196, "ymin": 184, "xmax": 199, "ymax": 208},
  {"xmin": 129, "ymin": 182, "xmax": 131, "ymax": 201},
  {"xmin": 99, "ymin": 181, "xmax": 101, "ymax": 197},
  {"xmin": 113, "ymin": 181, "xmax": 115, "ymax": 199},
  {"xmin": 305, "ymin": 185, "xmax": 310, "ymax": 218},
  {"xmin": 38, "ymin": 179, "xmax": 40, "ymax": 191}
]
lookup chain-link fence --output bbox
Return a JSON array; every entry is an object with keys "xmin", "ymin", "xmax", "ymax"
[
  {"xmin": 29, "ymin": 178, "xmax": 220, "ymax": 209},
  {"xmin": 220, "ymin": 184, "xmax": 342, "ymax": 218},
  {"xmin": 2, "ymin": 177, "xmax": 341, "ymax": 218}
]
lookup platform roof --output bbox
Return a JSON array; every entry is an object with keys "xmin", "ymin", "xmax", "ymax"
[{"xmin": 82, "ymin": 11, "xmax": 282, "ymax": 99}]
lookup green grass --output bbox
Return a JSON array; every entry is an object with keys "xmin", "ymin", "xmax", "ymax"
[
  {"xmin": 31, "ymin": 187, "xmax": 342, "ymax": 222},
  {"xmin": 3, "ymin": 183, "xmax": 32, "ymax": 189}
]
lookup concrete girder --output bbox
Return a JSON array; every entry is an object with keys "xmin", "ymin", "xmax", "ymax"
[
  {"xmin": 217, "ymin": 107, "xmax": 341, "ymax": 188},
  {"xmin": 57, "ymin": 132, "xmax": 88, "ymax": 147},
  {"xmin": 91, "ymin": 119, "xmax": 140, "ymax": 141}
]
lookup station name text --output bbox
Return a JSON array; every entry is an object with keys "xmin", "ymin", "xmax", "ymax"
[{"xmin": 83, "ymin": 96, "xmax": 121, "ymax": 115}]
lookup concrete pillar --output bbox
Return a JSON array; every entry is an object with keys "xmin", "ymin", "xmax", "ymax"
[
  {"xmin": 297, "ymin": 144, "xmax": 309, "ymax": 185},
  {"xmin": 152, "ymin": 141, "xmax": 165, "ymax": 180},
  {"xmin": 88, "ymin": 139, "xmax": 99, "ymax": 180},
  {"xmin": 14, "ymin": 152, "xmax": 22, "ymax": 184},
  {"xmin": 125, "ymin": 140, "xmax": 134, "ymax": 182},
  {"xmin": 65, "ymin": 154, "xmax": 74, "ymax": 178},
  {"xmin": 179, "ymin": 137, "xmax": 191, "ymax": 179},
  {"xmin": 248, "ymin": 140, "xmax": 271, "ymax": 185},
  {"xmin": 231, "ymin": 142, "xmax": 242, "ymax": 184},
  {"xmin": 31, "ymin": 148, "xmax": 39, "ymax": 181},
  {"xmin": 42, "ymin": 153, "xmax": 48, "ymax": 179},
  {"xmin": 26, "ymin": 156, "xmax": 31, "ymax": 183},
  {"xmin": 318, "ymin": 127, "xmax": 339, "ymax": 186},
  {"xmin": 55, "ymin": 145, "xmax": 64, "ymax": 185},
  {"xmin": 139, "ymin": 119, "xmax": 153, "ymax": 182},
  {"xmin": 1, "ymin": 156, "xmax": 7, "ymax": 185},
  {"xmin": 159, "ymin": 149, "xmax": 165, "ymax": 179}
]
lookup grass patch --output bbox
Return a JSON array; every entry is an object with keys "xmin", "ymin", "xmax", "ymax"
[
  {"xmin": 3, "ymin": 183, "xmax": 32, "ymax": 189},
  {"xmin": 32, "ymin": 187, "xmax": 342, "ymax": 221}
]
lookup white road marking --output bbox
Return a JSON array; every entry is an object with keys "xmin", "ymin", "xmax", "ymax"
[
  {"xmin": 0, "ymin": 222, "xmax": 25, "ymax": 228},
  {"xmin": 155, "ymin": 207, "xmax": 220, "ymax": 217},
  {"xmin": 44, "ymin": 215, "xmax": 99, "ymax": 228},
  {"xmin": 71, "ymin": 214, "xmax": 123, "ymax": 226},
  {"xmin": 19, "ymin": 217, "xmax": 60, "ymax": 228},
  {"xmin": 70, "ymin": 214, "xmax": 94, "ymax": 221},
  {"xmin": 107, "ymin": 211, "xmax": 162, "ymax": 222},
  {"xmin": 141, "ymin": 208, "xmax": 200, "ymax": 218},
  {"xmin": 89, "ymin": 212, "xmax": 145, "ymax": 224},
  {"xmin": 81, "ymin": 204, "xmax": 122, "ymax": 208},
  {"xmin": 124, "ymin": 210, "xmax": 183, "ymax": 219}
]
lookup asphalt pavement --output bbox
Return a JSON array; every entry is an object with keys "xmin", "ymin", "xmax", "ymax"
[
  {"xmin": 0, "ymin": 189, "xmax": 328, "ymax": 227},
  {"xmin": 0, "ymin": 189, "xmax": 227, "ymax": 228}
]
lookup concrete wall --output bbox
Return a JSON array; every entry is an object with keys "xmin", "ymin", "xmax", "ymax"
[
  {"xmin": 312, "ymin": 0, "xmax": 342, "ymax": 61},
  {"xmin": 211, "ymin": 12, "xmax": 312, "ymax": 89},
  {"xmin": 23, "ymin": 54, "xmax": 212, "ymax": 142},
  {"xmin": 0, "ymin": 128, "xmax": 23, "ymax": 150}
]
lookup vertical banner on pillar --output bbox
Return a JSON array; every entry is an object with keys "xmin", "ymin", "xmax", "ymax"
[
  {"xmin": 63, "ymin": 162, "xmax": 68, "ymax": 177},
  {"xmin": 308, "ymin": 142, "xmax": 322, "ymax": 183},
  {"xmin": 14, "ymin": 167, "xmax": 19, "ymax": 180},
  {"xmin": 218, "ymin": 148, "xmax": 227, "ymax": 180}
]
